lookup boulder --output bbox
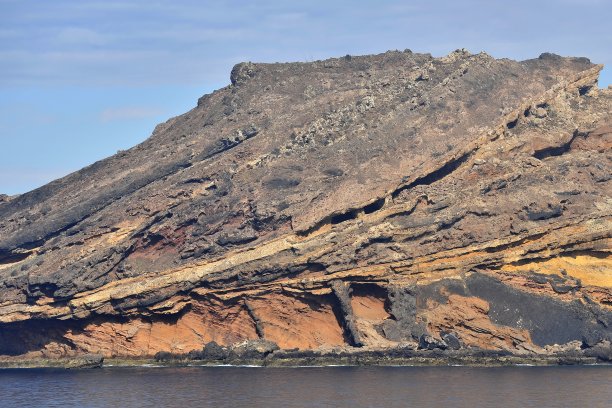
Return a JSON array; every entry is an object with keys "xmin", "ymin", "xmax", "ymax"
[
  {"xmin": 582, "ymin": 330, "xmax": 606, "ymax": 349},
  {"xmin": 202, "ymin": 341, "xmax": 229, "ymax": 361},
  {"xmin": 229, "ymin": 339, "xmax": 280, "ymax": 359},
  {"xmin": 153, "ymin": 351, "xmax": 174, "ymax": 362},
  {"xmin": 418, "ymin": 334, "xmax": 448, "ymax": 350},
  {"xmin": 65, "ymin": 354, "xmax": 104, "ymax": 369},
  {"xmin": 583, "ymin": 341, "xmax": 612, "ymax": 362},
  {"xmin": 441, "ymin": 332, "xmax": 462, "ymax": 350}
]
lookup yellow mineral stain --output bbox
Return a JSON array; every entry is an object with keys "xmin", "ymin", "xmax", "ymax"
[{"xmin": 501, "ymin": 254, "xmax": 612, "ymax": 288}]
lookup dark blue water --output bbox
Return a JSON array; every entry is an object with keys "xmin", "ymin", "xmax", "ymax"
[{"xmin": 1, "ymin": 366, "xmax": 610, "ymax": 408}]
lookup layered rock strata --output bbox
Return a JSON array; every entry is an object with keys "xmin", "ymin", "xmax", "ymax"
[{"xmin": 0, "ymin": 49, "xmax": 610, "ymax": 362}]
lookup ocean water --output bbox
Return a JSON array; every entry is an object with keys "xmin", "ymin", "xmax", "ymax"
[{"xmin": 1, "ymin": 365, "xmax": 611, "ymax": 408}]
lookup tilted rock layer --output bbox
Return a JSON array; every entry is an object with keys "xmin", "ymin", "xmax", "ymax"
[{"xmin": 0, "ymin": 49, "xmax": 610, "ymax": 359}]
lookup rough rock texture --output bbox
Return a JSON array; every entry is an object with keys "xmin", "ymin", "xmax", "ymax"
[
  {"xmin": 64, "ymin": 353, "xmax": 104, "ymax": 369},
  {"xmin": 0, "ymin": 49, "xmax": 610, "ymax": 361}
]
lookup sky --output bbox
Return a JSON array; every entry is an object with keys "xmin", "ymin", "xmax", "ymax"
[{"xmin": 1, "ymin": 0, "xmax": 611, "ymax": 195}]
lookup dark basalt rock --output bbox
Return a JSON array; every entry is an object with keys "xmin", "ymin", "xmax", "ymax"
[
  {"xmin": 581, "ymin": 330, "xmax": 607, "ymax": 349},
  {"xmin": 331, "ymin": 280, "xmax": 364, "ymax": 347},
  {"xmin": 65, "ymin": 354, "xmax": 104, "ymax": 369},
  {"xmin": 230, "ymin": 62, "xmax": 257, "ymax": 85},
  {"xmin": 154, "ymin": 351, "xmax": 173, "ymax": 362},
  {"xmin": 465, "ymin": 273, "xmax": 610, "ymax": 347},
  {"xmin": 201, "ymin": 341, "xmax": 229, "ymax": 361},
  {"xmin": 383, "ymin": 285, "xmax": 427, "ymax": 342},
  {"xmin": 582, "ymin": 341, "xmax": 612, "ymax": 362},
  {"xmin": 441, "ymin": 332, "xmax": 462, "ymax": 350}
]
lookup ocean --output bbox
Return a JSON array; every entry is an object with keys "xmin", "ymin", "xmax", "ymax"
[{"xmin": 1, "ymin": 365, "xmax": 610, "ymax": 407}]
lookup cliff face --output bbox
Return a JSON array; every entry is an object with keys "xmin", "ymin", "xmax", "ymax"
[{"xmin": 0, "ymin": 50, "xmax": 610, "ymax": 359}]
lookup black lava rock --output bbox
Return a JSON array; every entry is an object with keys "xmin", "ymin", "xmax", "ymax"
[
  {"xmin": 202, "ymin": 341, "xmax": 229, "ymax": 361},
  {"xmin": 441, "ymin": 332, "xmax": 462, "ymax": 350}
]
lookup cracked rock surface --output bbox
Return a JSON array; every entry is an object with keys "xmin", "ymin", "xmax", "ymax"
[{"xmin": 0, "ymin": 49, "xmax": 610, "ymax": 360}]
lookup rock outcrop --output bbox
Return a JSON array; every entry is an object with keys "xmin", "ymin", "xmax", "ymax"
[
  {"xmin": 0, "ymin": 49, "xmax": 610, "ymax": 362},
  {"xmin": 64, "ymin": 353, "xmax": 104, "ymax": 369}
]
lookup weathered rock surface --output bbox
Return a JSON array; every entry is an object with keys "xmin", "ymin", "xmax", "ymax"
[
  {"xmin": 0, "ymin": 49, "xmax": 610, "ymax": 362},
  {"xmin": 64, "ymin": 353, "xmax": 104, "ymax": 369}
]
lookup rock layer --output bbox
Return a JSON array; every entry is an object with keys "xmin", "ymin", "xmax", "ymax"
[{"xmin": 0, "ymin": 49, "xmax": 610, "ymax": 360}]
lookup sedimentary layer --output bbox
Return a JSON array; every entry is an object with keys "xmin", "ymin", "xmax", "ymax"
[{"xmin": 0, "ymin": 49, "xmax": 610, "ymax": 361}]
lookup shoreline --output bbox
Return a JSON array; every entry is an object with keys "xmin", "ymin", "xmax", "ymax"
[{"xmin": 1, "ymin": 349, "xmax": 610, "ymax": 369}]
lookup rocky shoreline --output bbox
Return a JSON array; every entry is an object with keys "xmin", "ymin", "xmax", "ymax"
[{"xmin": 2, "ymin": 339, "xmax": 610, "ymax": 369}]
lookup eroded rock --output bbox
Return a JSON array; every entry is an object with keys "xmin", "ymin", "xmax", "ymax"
[
  {"xmin": 229, "ymin": 339, "xmax": 279, "ymax": 360},
  {"xmin": 0, "ymin": 49, "xmax": 610, "ymax": 363},
  {"xmin": 65, "ymin": 354, "xmax": 104, "ymax": 369}
]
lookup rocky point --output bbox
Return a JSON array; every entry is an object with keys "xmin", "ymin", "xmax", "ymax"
[{"xmin": 0, "ymin": 49, "xmax": 610, "ymax": 365}]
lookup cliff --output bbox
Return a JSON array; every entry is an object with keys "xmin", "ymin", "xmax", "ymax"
[{"xmin": 0, "ymin": 49, "xmax": 610, "ymax": 362}]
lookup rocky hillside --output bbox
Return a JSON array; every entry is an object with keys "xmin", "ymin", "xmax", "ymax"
[{"xmin": 0, "ymin": 49, "xmax": 610, "ymax": 360}]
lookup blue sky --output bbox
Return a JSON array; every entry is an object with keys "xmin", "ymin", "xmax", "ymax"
[{"xmin": 1, "ymin": 0, "xmax": 611, "ymax": 195}]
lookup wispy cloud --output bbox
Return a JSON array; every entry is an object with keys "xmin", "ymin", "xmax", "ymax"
[{"xmin": 99, "ymin": 106, "xmax": 164, "ymax": 122}]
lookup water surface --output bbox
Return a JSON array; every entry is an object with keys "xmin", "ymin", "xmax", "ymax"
[{"xmin": 1, "ymin": 365, "xmax": 610, "ymax": 408}]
